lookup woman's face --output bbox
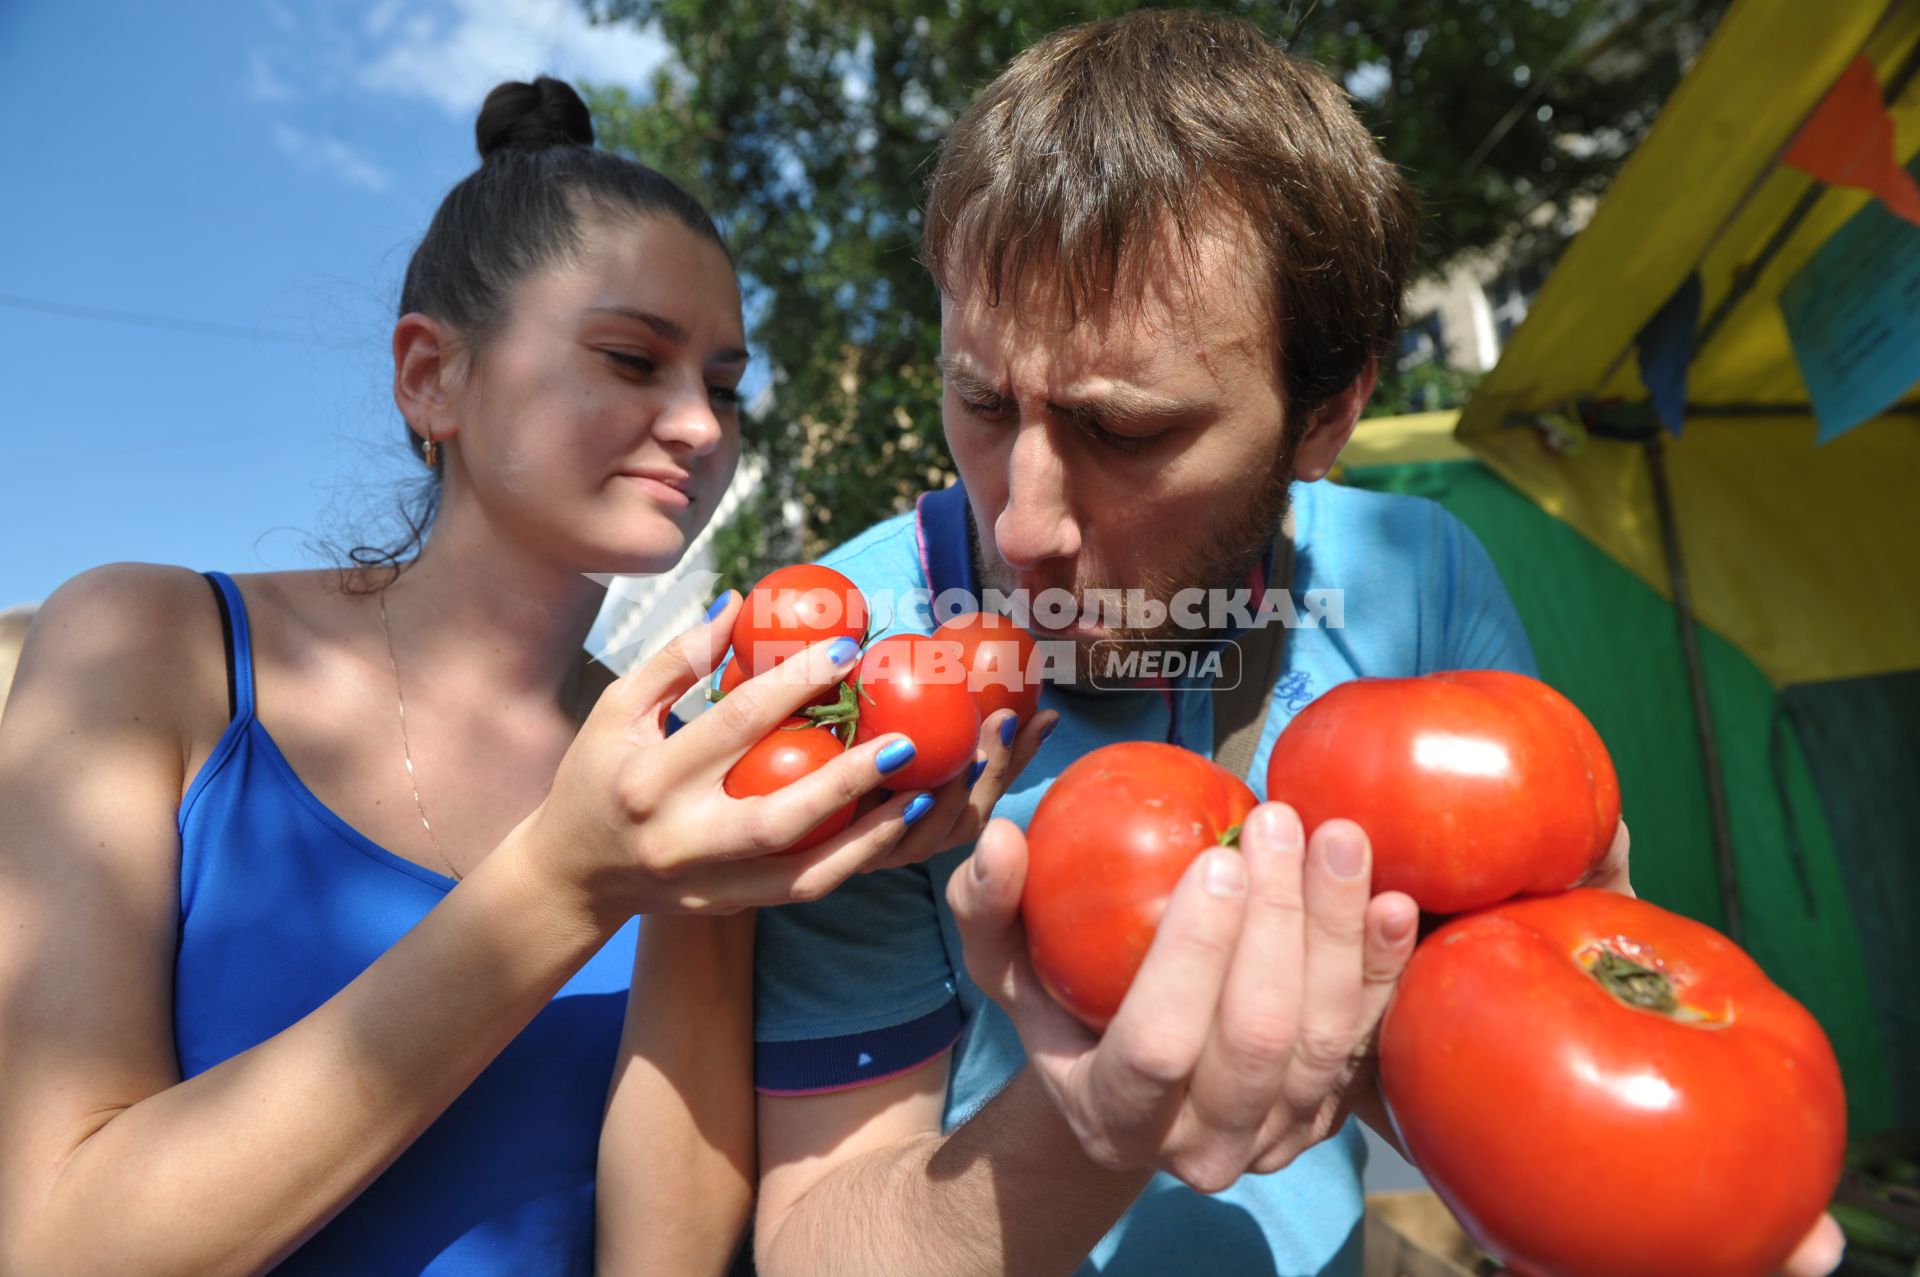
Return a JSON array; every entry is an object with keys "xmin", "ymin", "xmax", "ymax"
[{"xmin": 442, "ymin": 213, "xmax": 747, "ymax": 575}]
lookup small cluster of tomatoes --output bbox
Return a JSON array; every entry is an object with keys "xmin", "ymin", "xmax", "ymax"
[
  {"xmin": 1020, "ymin": 670, "xmax": 1846, "ymax": 1277},
  {"xmin": 714, "ymin": 565, "xmax": 1043, "ymax": 849}
]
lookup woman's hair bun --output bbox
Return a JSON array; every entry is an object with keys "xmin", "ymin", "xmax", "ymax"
[{"xmin": 475, "ymin": 76, "xmax": 595, "ymax": 162}]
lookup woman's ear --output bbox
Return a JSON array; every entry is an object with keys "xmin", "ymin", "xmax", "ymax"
[
  {"xmin": 393, "ymin": 313, "xmax": 460, "ymax": 454},
  {"xmin": 1291, "ymin": 354, "xmax": 1381, "ymax": 482}
]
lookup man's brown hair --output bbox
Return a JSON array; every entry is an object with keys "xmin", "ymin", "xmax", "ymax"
[{"xmin": 924, "ymin": 8, "xmax": 1418, "ymax": 420}]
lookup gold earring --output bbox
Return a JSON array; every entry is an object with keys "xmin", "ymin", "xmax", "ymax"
[{"xmin": 422, "ymin": 434, "xmax": 439, "ymax": 468}]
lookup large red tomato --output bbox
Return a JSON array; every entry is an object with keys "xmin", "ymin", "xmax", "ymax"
[
  {"xmin": 933, "ymin": 611, "xmax": 1043, "ymax": 724},
  {"xmin": 1022, "ymin": 742, "xmax": 1258, "ymax": 1032},
  {"xmin": 1265, "ymin": 670, "xmax": 1619, "ymax": 914},
  {"xmin": 848, "ymin": 633, "xmax": 979, "ymax": 791},
  {"xmin": 722, "ymin": 719, "xmax": 857, "ymax": 853},
  {"xmin": 732, "ymin": 565, "xmax": 869, "ymax": 677},
  {"xmin": 1380, "ymin": 889, "xmax": 1845, "ymax": 1277}
]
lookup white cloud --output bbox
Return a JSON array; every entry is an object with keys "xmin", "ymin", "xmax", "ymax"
[
  {"xmin": 352, "ymin": 0, "xmax": 671, "ymax": 117},
  {"xmin": 271, "ymin": 123, "xmax": 394, "ymax": 193},
  {"xmin": 245, "ymin": 50, "xmax": 299, "ymax": 103}
]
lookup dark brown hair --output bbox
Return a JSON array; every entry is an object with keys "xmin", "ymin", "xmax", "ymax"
[
  {"xmin": 353, "ymin": 77, "xmax": 725, "ymax": 577},
  {"xmin": 400, "ymin": 75, "xmax": 726, "ymax": 462},
  {"xmin": 923, "ymin": 9, "xmax": 1418, "ymax": 420}
]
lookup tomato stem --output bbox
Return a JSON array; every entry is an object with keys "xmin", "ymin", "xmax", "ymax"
[
  {"xmin": 1588, "ymin": 949, "xmax": 1679, "ymax": 1014},
  {"xmin": 801, "ymin": 680, "xmax": 864, "ymax": 747},
  {"xmin": 1218, "ymin": 824, "xmax": 1243, "ymax": 849}
]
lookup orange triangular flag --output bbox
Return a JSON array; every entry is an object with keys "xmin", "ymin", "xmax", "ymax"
[{"xmin": 1784, "ymin": 56, "xmax": 1920, "ymax": 226}]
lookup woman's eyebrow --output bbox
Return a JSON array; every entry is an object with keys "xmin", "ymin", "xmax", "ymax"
[{"xmin": 587, "ymin": 304, "xmax": 748, "ymax": 363}]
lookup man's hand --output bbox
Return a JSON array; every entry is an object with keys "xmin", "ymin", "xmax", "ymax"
[
  {"xmin": 1576, "ymin": 819, "xmax": 1635, "ymax": 897},
  {"xmin": 1778, "ymin": 1212, "xmax": 1845, "ymax": 1277},
  {"xmin": 947, "ymin": 803, "xmax": 1418, "ymax": 1191}
]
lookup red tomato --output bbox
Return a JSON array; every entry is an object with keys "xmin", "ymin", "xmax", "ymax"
[
  {"xmin": 848, "ymin": 633, "xmax": 979, "ymax": 791},
  {"xmin": 1265, "ymin": 669, "xmax": 1619, "ymax": 914},
  {"xmin": 934, "ymin": 611, "xmax": 1042, "ymax": 724},
  {"xmin": 1380, "ymin": 889, "xmax": 1845, "ymax": 1277},
  {"xmin": 732, "ymin": 565, "xmax": 868, "ymax": 677},
  {"xmin": 1021, "ymin": 742, "xmax": 1258, "ymax": 1032},
  {"xmin": 722, "ymin": 719, "xmax": 857, "ymax": 853}
]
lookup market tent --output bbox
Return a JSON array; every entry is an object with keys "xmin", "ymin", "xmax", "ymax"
[
  {"xmin": 1335, "ymin": 414, "xmax": 1900, "ymax": 1137},
  {"xmin": 1410, "ymin": 0, "xmax": 1920, "ymax": 1136}
]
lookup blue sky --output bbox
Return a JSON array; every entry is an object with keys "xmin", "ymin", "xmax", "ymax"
[{"xmin": 0, "ymin": 0, "xmax": 679, "ymax": 609}]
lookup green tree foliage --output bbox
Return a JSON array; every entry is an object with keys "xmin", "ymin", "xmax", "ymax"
[{"xmin": 585, "ymin": 0, "xmax": 1726, "ymax": 578}]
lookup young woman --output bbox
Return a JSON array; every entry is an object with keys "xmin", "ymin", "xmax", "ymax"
[{"xmin": 0, "ymin": 78, "xmax": 1037, "ymax": 1276}]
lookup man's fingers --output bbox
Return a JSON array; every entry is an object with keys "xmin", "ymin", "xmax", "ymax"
[
  {"xmin": 1084, "ymin": 848, "xmax": 1247, "ymax": 1164},
  {"xmin": 1777, "ymin": 1211, "xmax": 1844, "ymax": 1277},
  {"xmin": 947, "ymin": 818, "xmax": 1031, "ymax": 1003},
  {"xmin": 946, "ymin": 820, "xmax": 1101, "ymax": 1092},
  {"xmin": 1577, "ymin": 819, "xmax": 1635, "ymax": 897},
  {"xmin": 1357, "ymin": 890, "xmax": 1418, "ymax": 1028},
  {"xmin": 1288, "ymin": 819, "xmax": 1375, "ymax": 1095},
  {"xmin": 1187, "ymin": 803, "xmax": 1308, "ymax": 1135}
]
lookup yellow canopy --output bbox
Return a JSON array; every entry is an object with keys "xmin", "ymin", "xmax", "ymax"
[{"xmin": 1456, "ymin": 0, "xmax": 1920, "ymax": 688}]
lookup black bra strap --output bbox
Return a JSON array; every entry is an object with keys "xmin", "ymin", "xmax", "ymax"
[{"xmin": 203, "ymin": 573, "xmax": 238, "ymax": 722}]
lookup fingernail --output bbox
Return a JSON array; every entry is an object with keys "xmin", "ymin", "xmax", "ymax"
[
  {"xmin": 903, "ymin": 792, "xmax": 935, "ymax": 826},
  {"xmin": 1039, "ymin": 717, "xmax": 1059, "ymax": 742},
  {"xmin": 999, "ymin": 714, "xmax": 1019, "ymax": 747},
  {"xmin": 966, "ymin": 757, "xmax": 986, "ymax": 788},
  {"xmin": 971, "ymin": 844, "xmax": 992, "ymax": 883},
  {"xmin": 827, "ymin": 637, "xmax": 860, "ymax": 666},
  {"xmin": 876, "ymin": 739, "xmax": 917, "ymax": 775},
  {"xmin": 1203, "ymin": 849, "xmax": 1246, "ymax": 898},
  {"xmin": 1249, "ymin": 803, "xmax": 1304, "ymax": 850},
  {"xmin": 704, "ymin": 591, "xmax": 733, "ymax": 622},
  {"xmin": 1382, "ymin": 906, "xmax": 1417, "ymax": 942},
  {"xmin": 1324, "ymin": 827, "xmax": 1367, "ymax": 879}
]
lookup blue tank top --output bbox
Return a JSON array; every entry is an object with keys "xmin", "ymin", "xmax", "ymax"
[{"xmin": 175, "ymin": 572, "xmax": 639, "ymax": 1275}]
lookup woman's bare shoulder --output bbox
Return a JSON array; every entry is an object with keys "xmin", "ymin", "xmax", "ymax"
[{"xmin": 4, "ymin": 564, "xmax": 228, "ymax": 759}]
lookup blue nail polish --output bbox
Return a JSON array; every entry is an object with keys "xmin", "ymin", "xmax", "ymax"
[
  {"xmin": 704, "ymin": 592, "xmax": 732, "ymax": 622},
  {"xmin": 966, "ymin": 758, "xmax": 986, "ymax": 788},
  {"xmin": 827, "ymin": 636, "xmax": 860, "ymax": 666},
  {"xmin": 999, "ymin": 715, "xmax": 1019, "ymax": 747},
  {"xmin": 1040, "ymin": 717, "xmax": 1059, "ymax": 742},
  {"xmin": 876, "ymin": 739, "xmax": 917, "ymax": 775},
  {"xmin": 903, "ymin": 792, "xmax": 935, "ymax": 826}
]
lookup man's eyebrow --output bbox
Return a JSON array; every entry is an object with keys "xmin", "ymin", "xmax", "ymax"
[
  {"xmin": 1051, "ymin": 381, "xmax": 1205, "ymax": 427},
  {"xmin": 937, "ymin": 352, "xmax": 1204, "ymax": 424},
  {"xmin": 588, "ymin": 305, "xmax": 749, "ymax": 364},
  {"xmin": 935, "ymin": 354, "xmax": 1005, "ymax": 400}
]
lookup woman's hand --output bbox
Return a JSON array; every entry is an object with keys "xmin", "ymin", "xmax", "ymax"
[
  {"xmin": 857, "ymin": 705, "xmax": 1060, "ymax": 873},
  {"xmin": 523, "ymin": 593, "xmax": 957, "ymax": 922}
]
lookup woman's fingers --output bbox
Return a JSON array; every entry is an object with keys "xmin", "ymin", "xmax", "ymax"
[{"xmin": 673, "ymin": 635, "xmax": 864, "ymax": 771}]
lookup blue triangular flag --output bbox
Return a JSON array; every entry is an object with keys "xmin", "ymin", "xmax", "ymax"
[{"xmin": 1636, "ymin": 273, "xmax": 1702, "ymax": 437}]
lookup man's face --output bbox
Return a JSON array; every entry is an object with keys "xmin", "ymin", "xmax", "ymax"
[{"xmin": 940, "ymin": 216, "xmax": 1295, "ymax": 666}]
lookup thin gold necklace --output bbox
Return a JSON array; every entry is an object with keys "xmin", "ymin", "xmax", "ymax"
[{"xmin": 377, "ymin": 588, "xmax": 463, "ymax": 882}]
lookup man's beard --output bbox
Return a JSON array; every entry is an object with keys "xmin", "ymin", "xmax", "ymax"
[{"xmin": 971, "ymin": 440, "xmax": 1296, "ymax": 690}]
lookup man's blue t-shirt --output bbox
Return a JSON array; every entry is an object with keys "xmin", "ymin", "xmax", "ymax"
[{"xmin": 752, "ymin": 478, "xmax": 1537, "ymax": 1277}]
